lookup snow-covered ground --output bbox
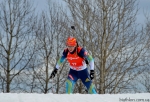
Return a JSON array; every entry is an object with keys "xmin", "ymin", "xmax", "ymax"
[{"xmin": 0, "ymin": 93, "xmax": 150, "ymax": 102}]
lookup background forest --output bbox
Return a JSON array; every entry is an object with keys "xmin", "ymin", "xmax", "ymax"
[{"xmin": 0, "ymin": 0, "xmax": 150, "ymax": 94}]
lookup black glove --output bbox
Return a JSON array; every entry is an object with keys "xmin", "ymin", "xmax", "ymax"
[
  {"xmin": 50, "ymin": 68, "xmax": 58, "ymax": 79},
  {"xmin": 90, "ymin": 70, "xmax": 94, "ymax": 80}
]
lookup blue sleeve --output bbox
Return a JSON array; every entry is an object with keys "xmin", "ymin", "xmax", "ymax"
[
  {"xmin": 55, "ymin": 49, "xmax": 68, "ymax": 69},
  {"xmin": 78, "ymin": 48, "xmax": 93, "ymax": 61},
  {"xmin": 78, "ymin": 48, "xmax": 94, "ymax": 70}
]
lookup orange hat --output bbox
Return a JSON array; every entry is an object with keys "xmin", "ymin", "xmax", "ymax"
[{"xmin": 66, "ymin": 37, "xmax": 77, "ymax": 46}]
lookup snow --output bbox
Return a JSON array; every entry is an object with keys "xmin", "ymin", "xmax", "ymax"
[{"xmin": 0, "ymin": 93, "xmax": 150, "ymax": 102}]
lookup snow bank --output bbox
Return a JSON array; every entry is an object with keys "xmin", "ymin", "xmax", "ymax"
[{"xmin": 0, "ymin": 93, "xmax": 150, "ymax": 102}]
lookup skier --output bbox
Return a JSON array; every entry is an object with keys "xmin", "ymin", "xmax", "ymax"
[{"xmin": 50, "ymin": 36, "xmax": 97, "ymax": 94}]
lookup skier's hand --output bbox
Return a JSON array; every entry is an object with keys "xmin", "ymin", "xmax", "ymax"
[
  {"xmin": 50, "ymin": 68, "xmax": 58, "ymax": 79},
  {"xmin": 90, "ymin": 70, "xmax": 94, "ymax": 80}
]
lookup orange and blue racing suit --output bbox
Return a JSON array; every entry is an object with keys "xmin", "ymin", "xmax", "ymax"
[{"xmin": 55, "ymin": 47, "xmax": 97, "ymax": 94}]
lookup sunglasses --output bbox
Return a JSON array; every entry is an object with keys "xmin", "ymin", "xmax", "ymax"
[{"xmin": 67, "ymin": 46, "xmax": 75, "ymax": 48}]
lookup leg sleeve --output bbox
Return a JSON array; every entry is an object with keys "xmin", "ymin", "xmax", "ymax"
[
  {"xmin": 66, "ymin": 69, "xmax": 78, "ymax": 94},
  {"xmin": 88, "ymin": 83, "xmax": 97, "ymax": 94},
  {"xmin": 66, "ymin": 79, "xmax": 75, "ymax": 94},
  {"xmin": 79, "ymin": 68, "xmax": 97, "ymax": 94}
]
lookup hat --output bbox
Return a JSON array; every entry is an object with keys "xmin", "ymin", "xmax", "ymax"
[{"xmin": 66, "ymin": 37, "xmax": 77, "ymax": 46}]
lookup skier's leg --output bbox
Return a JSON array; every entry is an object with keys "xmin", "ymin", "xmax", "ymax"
[
  {"xmin": 79, "ymin": 68, "xmax": 97, "ymax": 94},
  {"xmin": 66, "ymin": 69, "xmax": 78, "ymax": 94},
  {"xmin": 88, "ymin": 83, "xmax": 97, "ymax": 94}
]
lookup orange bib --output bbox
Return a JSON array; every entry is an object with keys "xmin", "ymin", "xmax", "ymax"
[{"xmin": 66, "ymin": 47, "xmax": 86, "ymax": 70}]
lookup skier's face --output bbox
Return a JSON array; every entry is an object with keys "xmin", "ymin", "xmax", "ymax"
[{"xmin": 67, "ymin": 46, "xmax": 76, "ymax": 52}]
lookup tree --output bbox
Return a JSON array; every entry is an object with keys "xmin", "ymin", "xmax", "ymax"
[
  {"xmin": 137, "ymin": 68, "xmax": 150, "ymax": 93},
  {"xmin": 134, "ymin": 15, "xmax": 150, "ymax": 93},
  {"xmin": 23, "ymin": 1, "xmax": 70, "ymax": 94},
  {"xmin": 0, "ymin": 0, "xmax": 36, "ymax": 93},
  {"xmin": 64, "ymin": 0, "xmax": 149, "ymax": 94}
]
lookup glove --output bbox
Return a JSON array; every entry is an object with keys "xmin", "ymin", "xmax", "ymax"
[
  {"xmin": 90, "ymin": 70, "xmax": 94, "ymax": 80},
  {"xmin": 50, "ymin": 68, "xmax": 58, "ymax": 79}
]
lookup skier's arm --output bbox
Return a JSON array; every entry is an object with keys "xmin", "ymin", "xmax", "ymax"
[
  {"xmin": 50, "ymin": 49, "xmax": 67, "ymax": 79},
  {"xmin": 55, "ymin": 50, "xmax": 67, "ymax": 69},
  {"xmin": 80, "ymin": 48, "xmax": 95, "ymax": 80},
  {"xmin": 86, "ymin": 53, "xmax": 94, "ymax": 70},
  {"xmin": 80, "ymin": 48, "xmax": 94, "ymax": 70}
]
